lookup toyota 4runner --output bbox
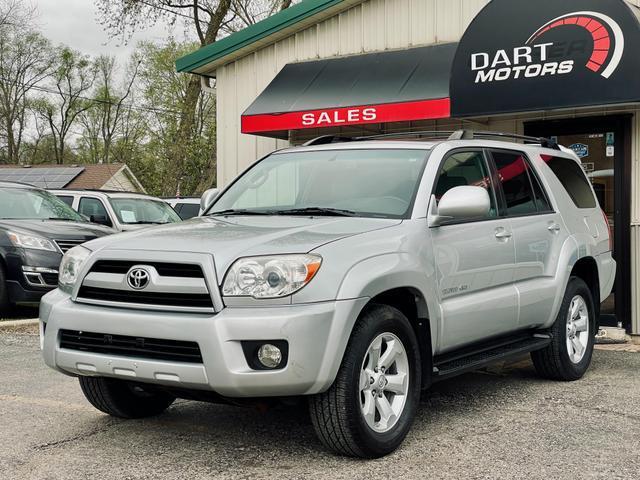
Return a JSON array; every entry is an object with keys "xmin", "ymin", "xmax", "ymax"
[{"xmin": 40, "ymin": 131, "xmax": 615, "ymax": 458}]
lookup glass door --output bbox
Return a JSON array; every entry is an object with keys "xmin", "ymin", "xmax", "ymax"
[{"xmin": 525, "ymin": 115, "xmax": 632, "ymax": 330}]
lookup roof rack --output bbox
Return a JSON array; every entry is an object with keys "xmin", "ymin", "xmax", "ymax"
[
  {"xmin": 302, "ymin": 129, "xmax": 560, "ymax": 150},
  {"xmin": 448, "ymin": 130, "xmax": 560, "ymax": 150},
  {"xmin": 302, "ymin": 135, "xmax": 353, "ymax": 146}
]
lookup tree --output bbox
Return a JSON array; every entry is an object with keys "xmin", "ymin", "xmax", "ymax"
[
  {"xmin": 78, "ymin": 55, "xmax": 141, "ymax": 164},
  {"xmin": 132, "ymin": 39, "xmax": 215, "ymax": 196},
  {"xmin": 94, "ymin": 0, "xmax": 297, "ymax": 191},
  {"xmin": 34, "ymin": 48, "xmax": 96, "ymax": 164},
  {"xmin": 0, "ymin": 1, "xmax": 51, "ymax": 163}
]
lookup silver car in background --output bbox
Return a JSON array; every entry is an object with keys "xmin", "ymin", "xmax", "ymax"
[
  {"xmin": 52, "ymin": 190, "xmax": 182, "ymax": 231},
  {"xmin": 40, "ymin": 131, "xmax": 615, "ymax": 458}
]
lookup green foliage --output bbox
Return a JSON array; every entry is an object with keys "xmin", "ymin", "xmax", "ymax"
[
  {"xmin": 125, "ymin": 39, "xmax": 216, "ymax": 196},
  {"xmin": 19, "ymin": 38, "xmax": 217, "ymax": 195}
]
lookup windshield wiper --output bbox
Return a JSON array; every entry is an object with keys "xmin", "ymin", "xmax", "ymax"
[
  {"xmin": 124, "ymin": 221, "xmax": 167, "ymax": 225},
  {"xmin": 270, "ymin": 207, "xmax": 358, "ymax": 217},
  {"xmin": 47, "ymin": 217, "xmax": 76, "ymax": 221},
  {"xmin": 208, "ymin": 209, "xmax": 274, "ymax": 216}
]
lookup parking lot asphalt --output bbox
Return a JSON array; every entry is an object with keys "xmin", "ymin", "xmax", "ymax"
[{"xmin": 2, "ymin": 328, "xmax": 639, "ymax": 480}]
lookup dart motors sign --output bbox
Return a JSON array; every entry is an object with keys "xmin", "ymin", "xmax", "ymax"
[{"xmin": 451, "ymin": 0, "xmax": 640, "ymax": 117}]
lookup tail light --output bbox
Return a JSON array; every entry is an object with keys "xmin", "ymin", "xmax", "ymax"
[{"xmin": 602, "ymin": 210, "xmax": 613, "ymax": 251}]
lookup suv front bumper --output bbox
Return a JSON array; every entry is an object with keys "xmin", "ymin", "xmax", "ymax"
[
  {"xmin": 4, "ymin": 248, "xmax": 61, "ymax": 305},
  {"xmin": 40, "ymin": 290, "xmax": 367, "ymax": 397}
]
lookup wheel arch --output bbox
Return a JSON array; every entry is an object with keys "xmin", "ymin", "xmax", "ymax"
[
  {"xmin": 361, "ymin": 287, "xmax": 433, "ymax": 389},
  {"xmin": 570, "ymin": 256, "xmax": 601, "ymax": 323}
]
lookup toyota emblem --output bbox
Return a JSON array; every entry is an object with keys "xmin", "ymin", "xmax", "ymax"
[{"xmin": 127, "ymin": 267, "xmax": 150, "ymax": 290}]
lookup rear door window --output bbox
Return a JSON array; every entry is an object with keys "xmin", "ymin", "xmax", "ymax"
[
  {"xmin": 56, "ymin": 195, "xmax": 74, "ymax": 207},
  {"xmin": 490, "ymin": 150, "xmax": 551, "ymax": 216},
  {"xmin": 542, "ymin": 155, "xmax": 597, "ymax": 208}
]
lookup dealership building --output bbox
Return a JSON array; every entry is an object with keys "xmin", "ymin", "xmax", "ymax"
[{"xmin": 177, "ymin": 0, "xmax": 640, "ymax": 335}]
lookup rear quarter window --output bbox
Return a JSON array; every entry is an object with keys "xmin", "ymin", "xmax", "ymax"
[{"xmin": 542, "ymin": 155, "xmax": 596, "ymax": 209}]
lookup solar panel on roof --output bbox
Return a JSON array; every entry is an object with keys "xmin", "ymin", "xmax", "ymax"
[{"xmin": 0, "ymin": 167, "xmax": 85, "ymax": 189}]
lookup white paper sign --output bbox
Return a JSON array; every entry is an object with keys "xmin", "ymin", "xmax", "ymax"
[
  {"xmin": 120, "ymin": 210, "xmax": 137, "ymax": 223},
  {"xmin": 606, "ymin": 146, "xmax": 615, "ymax": 157}
]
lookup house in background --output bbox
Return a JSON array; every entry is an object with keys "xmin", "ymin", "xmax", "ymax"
[{"xmin": 0, "ymin": 163, "xmax": 145, "ymax": 192}]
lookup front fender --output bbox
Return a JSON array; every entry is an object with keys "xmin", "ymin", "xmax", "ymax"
[{"xmin": 336, "ymin": 252, "xmax": 440, "ymax": 351}]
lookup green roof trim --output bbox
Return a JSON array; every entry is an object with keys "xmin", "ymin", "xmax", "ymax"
[{"xmin": 176, "ymin": 0, "xmax": 347, "ymax": 73}]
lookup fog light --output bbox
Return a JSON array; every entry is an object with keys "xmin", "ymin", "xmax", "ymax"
[{"xmin": 257, "ymin": 344, "xmax": 282, "ymax": 369}]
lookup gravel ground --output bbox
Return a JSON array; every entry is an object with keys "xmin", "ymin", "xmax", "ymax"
[{"xmin": 1, "ymin": 330, "xmax": 639, "ymax": 480}]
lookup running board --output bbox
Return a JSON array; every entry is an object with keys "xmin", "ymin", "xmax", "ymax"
[{"xmin": 432, "ymin": 333, "xmax": 551, "ymax": 380}]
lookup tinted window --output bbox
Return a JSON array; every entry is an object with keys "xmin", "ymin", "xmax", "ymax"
[
  {"xmin": 544, "ymin": 155, "xmax": 597, "ymax": 208},
  {"xmin": 57, "ymin": 195, "xmax": 74, "ymax": 207},
  {"xmin": 79, "ymin": 197, "xmax": 110, "ymax": 224},
  {"xmin": 530, "ymin": 171, "xmax": 552, "ymax": 212},
  {"xmin": 491, "ymin": 151, "xmax": 538, "ymax": 216},
  {"xmin": 434, "ymin": 150, "xmax": 497, "ymax": 219},
  {"xmin": 176, "ymin": 203, "xmax": 200, "ymax": 220}
]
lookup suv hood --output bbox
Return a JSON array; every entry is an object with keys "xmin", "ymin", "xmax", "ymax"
[
  {"xmin": 0, "ymin": 219, "xmax": 114, "ymax": 240},
  {"xmin": 88, "ymin": 215, "xmax": 401, "ymax": 278}
]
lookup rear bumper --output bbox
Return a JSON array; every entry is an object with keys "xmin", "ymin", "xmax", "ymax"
[{"xmin": 40, "ymin": 290, "xmax": 367, "ymax": 397}]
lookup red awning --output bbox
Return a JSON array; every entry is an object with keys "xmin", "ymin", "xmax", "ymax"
[{"xmin": 241, "ymin": 43, "xmax": 456, "ymax": 138}]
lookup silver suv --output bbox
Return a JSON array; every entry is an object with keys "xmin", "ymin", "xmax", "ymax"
[{"xmin": 40, "ymin": 131, "xmax": 615, "ymax": 458}]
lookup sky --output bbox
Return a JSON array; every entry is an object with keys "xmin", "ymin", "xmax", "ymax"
[{"xmin": 33, "ymin": 0, "xmax": 185, "ymax": 68}]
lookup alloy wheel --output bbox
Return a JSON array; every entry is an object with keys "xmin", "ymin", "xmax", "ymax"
[
  {"xmin": 566, "ymin": 295, "xmax": 590, "ymax": 364},
  {"xmin": 359, "ymin": 332, "xmax": 409, "ymax": 433}
]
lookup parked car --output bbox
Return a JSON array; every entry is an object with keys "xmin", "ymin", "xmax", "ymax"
[
  {"xmin": 51, "ymin": 190, "xmax": 182, "ymax": 232},
  {"xmin": 40, "ymin": 131, "xmax": 615, "ymax": 458},
  {"xmin": 0, "ymin": 182, "xmax": 113, "ymax": 314},
  {"xmin": 164, "ymin": 196, "xmax": 204, "ymax": 220}
]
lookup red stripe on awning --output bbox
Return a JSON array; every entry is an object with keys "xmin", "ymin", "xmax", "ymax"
[{"xmin": 241, "ymin": 98, "xmax": 451, "ymax": 134}]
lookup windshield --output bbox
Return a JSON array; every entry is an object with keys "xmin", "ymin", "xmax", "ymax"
[
  {"xmin": 209, "ymin": 149, "xmax": 430, "ymax": 219},
  {"xmin": 0, "ymin": 187, "xmax": 84, "ymax": 221},
  {"xmin": 109, "ymin": 197, "xmax": 181, "ymax": 225}
]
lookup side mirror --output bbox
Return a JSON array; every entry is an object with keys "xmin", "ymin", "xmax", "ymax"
[
  {"xmin": 428, "ymin": 186, "xmax": 490, "ymax": 227},
  {"xmin": 90, "ymin": 214, "xmax": 112, "ymax": 227},
  {"xmin": 200, "ymin": 188, "xmax": 220, "ymax": 212}
]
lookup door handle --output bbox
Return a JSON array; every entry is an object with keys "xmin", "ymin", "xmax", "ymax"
[
  {"xmin": 548, "ymin": 223, "xmax": 561, "ymax": 233},
  {"xmin": 495, "ymin": 228, "xmax": 512, "ymax": 240}
]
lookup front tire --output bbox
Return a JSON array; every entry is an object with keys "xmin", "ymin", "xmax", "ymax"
[
  {"xmin": 531, "ymin": 277, "xmax": 596, "ymax": 381},
  {"xmin": 309, "ymin": 305, "xmax": 421, "ymax": 458},
  {"xmin": 79, "ymin": 377, "xmax": 175, "ymax": 419}
]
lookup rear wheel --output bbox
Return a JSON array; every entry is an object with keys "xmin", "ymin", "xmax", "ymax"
[
  {"xmin": 531, "ymin": 277, "xmax": 596, "ymax": 381},
  {"xmin": 79, "ymin": 377, "xmax": 175, "ymax": 419},
  {"xmin": 309, "ymin": 305, "xmax": 421, "ymax": 458}
]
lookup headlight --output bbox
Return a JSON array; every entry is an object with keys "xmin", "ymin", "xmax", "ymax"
[
  {"xmin": 7, "ymin": 231, "xmax": 58, "ymax": 252},
  {"xmin": 58, "ymin": 246, "xmax": 91, "ymax": 293},
  {"xmin": 222, "ymin": 254, "xmax": 322, "ymax": 299}
]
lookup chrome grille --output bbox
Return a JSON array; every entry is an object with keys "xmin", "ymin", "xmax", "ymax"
[
  {"xmin": 55, "ymin": 239, "xmax": 90, "ymax": 253},
  {"xmin": 76, "ymin": 260, "xmax": 214, "ymax": 313}
]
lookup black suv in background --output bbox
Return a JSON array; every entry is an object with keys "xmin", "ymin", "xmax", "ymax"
[{"xmin": 0, "ymin": 182, "xmax": 113, "ymax": 313}]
